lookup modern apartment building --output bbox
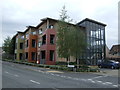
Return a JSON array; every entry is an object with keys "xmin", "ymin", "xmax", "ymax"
[
  {"xmin": 14, "ymin": 31, "xmax": 25, "ymax": 61},
  {"xmin": 77, "ymin": 18, "xmax": 106, "ymax": 65},
  {"xmin": 13, "ymin": 17, "xmax": 106, "ymax": 65}
]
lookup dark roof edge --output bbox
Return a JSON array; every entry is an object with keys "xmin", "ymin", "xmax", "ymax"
[
  {"xmin": 77, "ymin": 18, "xmax": 107, "ymax": 26},
  {"xmin": 24, "ymin": 26, "xmax": 37, "ymax": 33},
  {"xmin": 36, "ymin": 17, "xmax": 85, "ymax": 29}
]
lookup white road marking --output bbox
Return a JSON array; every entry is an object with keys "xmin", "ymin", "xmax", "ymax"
[
  {"xmin": 105, "ymin": 82, "xmax": 112, "ymax": 85},
  {"xmin": 5, "ymin": 71, "xmax": 19, "ymax": 77},
  {"xmin": 91, "ymin": 80, "xmax": 95, "ymax": 83},
  {"xmin": 30, "ymin": 80, "xmax": 40, "ymax": 85},
  {"xmin": 96, "ymin": 80, "xmax": 102, "ymax": 83},
  {"xmin": 51, "ymin": 73, "xmax": 54, "ymax": 75},
  {"xmin": 67, "ymin": 76, "xmax": 72, "ymax": 79},
  {"xmin": 14, "ymin": 74, "xmax": 19, "ymax": 77},
  {"xmin": 102, "ymin": 83, "xmax": 107, "ymax": 85},
  {"xmin": 87, "ymin": 79, "xmax": 96, "ymax": 83},
  {"xmin": 93, "ymin": 76, "xmax": 103, "ymax": 79},
  {"xmin": 88, "ymin": 79, "xmax": 92, "ymax": 81},
  {"xmin": 113, "ymin": 85, "xmax": 118, "ymax": 87}
]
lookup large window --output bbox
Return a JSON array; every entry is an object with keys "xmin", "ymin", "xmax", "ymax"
[
  {"xmin": 50, "ymin": 50, "xmax": 54, "ymax": 61},
  {"xmin": 50, "ymin": 35, "xmax": 55, "ymax": 44},
  {"xmin": 26, "ymin": 33, "xmax": 29, "ymax": 38},
  {"xmin": 20, "ymin": 35, "xmax": 24, "ymax": 39},
  {"xmin": 49, "ymin": 25, "xmax": 54, "ymax": 29},
  {"xmin": 20, "ymin": 43, "xmax": 23, "ymax": 49},
  {"xmin": 41, "ymin": 51, "xmax": 45, "ymax": 59},
  {"xmin": 19, "ymin": 53, "xmax": 23, "ymax": 60},
  {"xmin": 79, "ymin": 19, "xmax": 106, "ymax": 65},
  {"xmin": 39, "ymin": 29, "xmax": 42, "ymax": 34},
  {"xmin": 31, "ymin": 52, "xmax": 36, "ymax": 60},
  {"xmin": 25, "ymin": 52, "xmax": 28, "ymax": 59},
  {"xmin": 32, "ymin": 31, "xmax": 36, "ymax": 35},
  {"xmin": 42, "ymin": 35, "xmax": 46, "ymax": 45},
  {"xmin": 14, "ymin": 54, "xmax": 16, "ymax": 59},
  {"xmin": 38, "ymin": 41, "xmax": 41, "ymax": 47},
  {"xmin": 32, "ymin": 39, "xmax": 36, "ymax": 48}
]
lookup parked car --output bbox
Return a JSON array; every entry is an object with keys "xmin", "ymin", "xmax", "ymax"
[{"xmin": 98, "ymin": 60, "xmax": 120, "ymax": 69}]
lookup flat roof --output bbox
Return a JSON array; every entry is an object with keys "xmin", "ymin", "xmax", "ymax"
[{"xmin": 77, "ymin": 18, "xmax": 107, "ymax": 26}]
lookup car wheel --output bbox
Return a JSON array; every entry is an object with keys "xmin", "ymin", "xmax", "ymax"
[{"xmin": 111, "ymin": 66, "xmax": 114, "ymax": 69}]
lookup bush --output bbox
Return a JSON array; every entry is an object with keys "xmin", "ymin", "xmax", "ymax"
[
  {"xmin": 56, "ymin": 61, "xmax": 67, "ymax": 65},
  {"xmin": 37, "ymin": 64, "xmax": 44, "ymax": 67}
]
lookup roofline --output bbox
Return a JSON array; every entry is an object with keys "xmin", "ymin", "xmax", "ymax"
[
  {"xmin": 111, "ymin": 44, "xmax": 120, "ymax": 48},
  {"xmin": 17, "ymin": 31, "xmax": 24, "ymax": 34},
  {"xmin": 24, "ymin": 26, "xmax": 37, "ymax": 33},
  {"xmin": 36, "ymin": 17, "xmax": 85, "ymax": 29},
  {"xmin": 77, "ymin": 18, "xmax": 107, "ymax": 26},
  {"xmin": 110, "ymin": 44, "xmax": 120, "ymax": 51},
  {"xmin": 12, "ymin": 31, "xmax": 25, "ymax": 39}
]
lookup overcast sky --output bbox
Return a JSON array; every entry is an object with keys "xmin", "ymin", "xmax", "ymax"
[{"xmin": 1, "ymin": 0, "xmax": 119, "ymax": 49}]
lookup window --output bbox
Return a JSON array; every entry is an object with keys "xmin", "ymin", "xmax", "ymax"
[
  {"xmin": 50, "ymin": 50, "xmax": 54, "ymax": 61},
  {"xmin": 32, "ymin": 39, "xmax": 36, "ymax": 47},
  {"xmin": 26, "ymin": 33, "xmax": 29, "ymax": 38},
  {"xmin": 49, "ymin": 25, "xmax": 54, "ymax": 29},
  {"xmin": 42, "ymin": 35, "xmax": 46, "ymax": 45},
  {"xmin": 19, "ymin": 53, "xmax": 23, "ymax": 60},
  {"xmin": 41, "ymin": 51, "xmax": 45, "ymax": 59},
  {"xmin": 20, "ymin": 43, "xmax": 23, "ymax": 49},
  {"xmin": 31, "ymin": 52, "xmax": 36, "ymax": 60},
  {"xmin": 38, "ymin": 41, "xmax": 41, "ymax": 47},
  {"xmin": 50, "ymin": 35, "xmax": 55, "ymax": 44},
  {"xmin": 14, "ymin": 54, "xmax": 16, "ymax": 59},
  {"xmin": 39, "ymin": 29, "xmax": 42, "ymax": 34},
  {"xmin": 20, "ymin": 35, "xmax": 24, "ymax": 39},
  {"xmin": 25, "ymin": 52, "xmax": 28, "ymax": 59},
  {"xmin": 32, "ymin": 31, "xmax": 36, "ymax": 35}
]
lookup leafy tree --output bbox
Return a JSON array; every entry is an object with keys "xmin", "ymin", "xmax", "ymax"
[
  {"xmin": 57, "ymin": 5, "xmax": 72, "ymax": 62},
  {"xmin": 2, "ymin": 36, "xmax": 15, "ymax": 55},
  {"xmin": 57, "ymin": 5, "xmax": 86, "ymax": 67},
  {"xmin": 10, "ymin": 36, "xmax": 16, "ymax": 54},
  {"xmin": 69, "ymin": 26, "xmax": 86, "ymax": 67}
]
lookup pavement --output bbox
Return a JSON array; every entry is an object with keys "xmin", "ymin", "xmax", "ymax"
[
  {"xmin": 93, "ymin": 68, "xmax": 119, "ymax": 77},
  {"xmin": 2, "ymin": 61, "xmax": 119, "ymax": 88}
]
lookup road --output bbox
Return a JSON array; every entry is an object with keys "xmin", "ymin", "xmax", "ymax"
[{"xmin": 2, "ymin": 61, "xmax": 119, "ymax": 89}]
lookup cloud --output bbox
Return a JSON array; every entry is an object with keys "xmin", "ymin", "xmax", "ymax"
[{"xmin": 1, "ymin": 0, "xmax": 119, "ymax": 48}]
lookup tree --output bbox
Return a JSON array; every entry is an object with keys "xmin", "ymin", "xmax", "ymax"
[
  {"xmin": 69, "ymin": 26, "xmax": 86, "ymax": 67},
  {"xmin": 57, "ymin": 5, "xmax": 72, "ymax": 62},
  {"xmin": 57, "ymin": 5, "xmax": 86, "ymax": 67},
  {"xmin": 2, "ymin": 36, "xmax": 15, "ymax": 55}
]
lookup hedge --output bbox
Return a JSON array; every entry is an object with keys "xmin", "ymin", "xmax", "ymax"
[{"xmin": 2, "ymin": 59, "xmax": 100, "ymax": 72}]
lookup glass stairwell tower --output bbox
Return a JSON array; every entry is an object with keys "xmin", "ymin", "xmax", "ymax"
[{"xmin": 77, "ymin": 18, "xmax": 106, "ymax": 65}]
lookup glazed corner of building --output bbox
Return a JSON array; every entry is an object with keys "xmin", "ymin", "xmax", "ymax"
[{"xmin": 13, "ymin": 17, "xmax": 107, "ymax": 65}]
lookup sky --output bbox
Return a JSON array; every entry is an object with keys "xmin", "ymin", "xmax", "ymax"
[{"xmin": 1, "ymin": 0, "xmax": 119, "ymax": 49}]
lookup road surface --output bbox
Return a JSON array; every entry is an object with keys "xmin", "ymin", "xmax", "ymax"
[{"xmin": 2, "ymin": 61, "xmax": 119, "ymax": 89}]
